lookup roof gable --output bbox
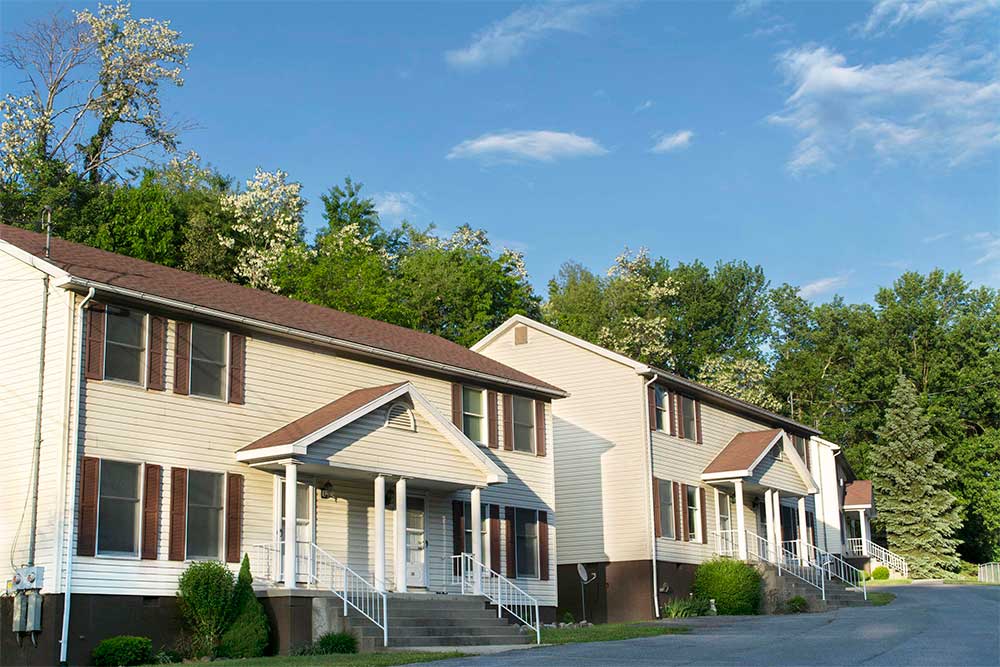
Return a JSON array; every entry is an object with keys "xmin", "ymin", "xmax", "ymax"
[{"xmin": 702, "ymin": 429, "xmax": 817, "ymax": 493}]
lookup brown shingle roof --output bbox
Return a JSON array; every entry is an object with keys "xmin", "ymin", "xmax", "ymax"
[
  {"xmin": 844, "ymin": 480, "xmax": 873, "ymax": 507},
  {"xmin": 239, "ymin": 382, "xmax": 406, "ymax": 452},
  {"xmin": 0, "ymin": 225, "xmax": 562, "ymax": 395},
  {"xmin": 703, "ymin": 428, "xmax": 783, "ymax": 475}
]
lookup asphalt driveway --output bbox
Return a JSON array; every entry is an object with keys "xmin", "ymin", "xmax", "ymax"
[{"xmin": 424, "ymin": 584, "xmax": 1000, "ymax": 666}]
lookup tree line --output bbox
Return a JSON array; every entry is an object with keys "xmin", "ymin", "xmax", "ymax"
[{"xmin": 3, "ymin": 2, "xmax": 996, "ymax": 574}]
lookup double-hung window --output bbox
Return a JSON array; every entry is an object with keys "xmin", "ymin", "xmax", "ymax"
[
  {"xmin": 792, "ymin": 435, "xmax": 808, "ymax": 462},
  {"xmin": 680, "ymin": 395, "xmax": 697, "ymax": 442},
  {"xmin": 719, "ymin": 492, "xmax": 732, "ymax": 532},
  {"xmin": 462, "ymin": 502, "xmax": 490, "ymax": 568},
  {"xmin": 462, "ymin": 387, "xmax": 485, "ymax": 444},
  {"xmin": 190, "ymin": 324, "xmax": 227, "ymax": 399},
  {"xmin": 686, "ymin": 485, "xmax": 700, "ymax": 541},
  {"xmin": 513, "ymin": 508, "xmax": 539, "ymax": 578},
  {"xmin": 96, "ymin": 460, "xmax": 142, "ymax": 556},
  {"xmin": 104, "ymin": 307, "xmax": 146, "ymax": 384},
  {"xmin": 512, "ymin": 396, "xmax": 535, "ymax": 453},
  {"xmin": 186, "ymin": 470, "xmax": 225, "ymax": 559},
  {"xmin": 654, "ymin": 386, "xmax": 668, "ymax": 431},
  {"xmin": 657, "ymin": 479, "xmax": 674, "ymax": 539}
]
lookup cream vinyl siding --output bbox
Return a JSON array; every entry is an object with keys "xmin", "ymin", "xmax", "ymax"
[
  {"xmin": 751, "ymin": 448, "xmax": 809, "ymax": 495},
  {"xmin": 475, "ymin": 326, "xmax": 649, "ymax": 564},
  {"xmin": 58, "ymin": 312, "xmax": 553, "ymax": 596},
  {"xmin": 812, "ymin": 440, "xmax": 846, "ymax": 554},
  {"xmin": 0, "ymin": 254, "xmax": 72, "ymax": 593}
]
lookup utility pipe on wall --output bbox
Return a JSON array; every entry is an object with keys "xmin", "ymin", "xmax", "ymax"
[{"xmin": 642, "ymin": 375, "xmax": 661, "ymax": 618}]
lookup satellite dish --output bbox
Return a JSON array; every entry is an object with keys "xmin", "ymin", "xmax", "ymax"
[{"xmin": 577, "ymin": 563, "xmax": 588, "ymax": 581}]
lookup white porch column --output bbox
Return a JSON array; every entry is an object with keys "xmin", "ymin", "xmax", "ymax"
[
  {"xmin": 798, "ymin": 496, "xmax": 809, "ymax": 565},
  {"xmin": 713, "ymin": 488, "xmax": 722, "ymax": 553},
  {"xmin": 773, "ymin": 490, "xmax": 784, "ymax": 558},
  {"xmin": 471, "ymin": 487, "xmax": 483, "ymax": 595},
  {"xmin": 734, "ymin": 480, "xmax": 747, "ymax": 560},
  {"xmin": 374, "ymin": 475, "xmax": 386, "ymax": 592},
  {"xmin": 283, "ymin": 462, "xmax": 299, "ymax": 589},
  {"xmin": 763, "ymin": 488, "xmax": 775, "ymax": 560},
  {"xmin": 394, "ymin": 478, "xmax": 408, "ymax": 593},
  {"xmin": 858, "ymin": 509, "xmax": 870, "ymax": 556}
]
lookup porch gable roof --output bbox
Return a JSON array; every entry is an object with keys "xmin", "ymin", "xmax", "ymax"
[
  {"xmin": 702, "ymin": 428, "xmax": 818, "ymax": 493},
  {"xmin": 844, "ymin": 479, "xmax": 873, "ymax": 509},
  {"xmin": 235, "ymin": 382, "xmax": 508, "ymax": 485}
]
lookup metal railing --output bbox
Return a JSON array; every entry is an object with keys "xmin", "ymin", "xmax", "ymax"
[
  {"xmin": 782, "ymin": 540, "xmax": 801, "ymax": 563},
  {"xmin": 806, "ymin": 543, "xmax": 866, "ymax": 600},
  {"xmin": 979, "ymin": 562, "xmax": 1000, "ymax": 584},
  {"xmin": 847, "ymin": 538, "xmax": 909, "ymax": 578},
  {"xmin": 712, "ymin": 529, "xmax": 740, "ymax": 557},
  {"xmin": 742, "ymin": 531, "xmax": 826, "ymax": 599},
  {"xmin": 450, "ymin": 553, "xmax": 540, "ymax": 644},
  {"xmin": 251, "ymin": 543, "xmax": 388, "ymax": 646}
]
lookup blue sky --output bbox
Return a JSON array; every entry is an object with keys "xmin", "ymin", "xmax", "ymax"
[{"xmin": 3, "ymin": 0, "xmax": 998, "ymax": 302}]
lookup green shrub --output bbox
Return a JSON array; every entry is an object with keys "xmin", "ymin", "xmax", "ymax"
[
  {"xmin": 177, "ymin": 560, "xmax": 235, "ymax": 654},
  {"xmin": 872, "ymin": 566, "xmax": 890, "ymax": 580},
  {"xmin": 691, "ymin": 557, "xmax": 761, "ymax": 615},
  {"xmin": 91, "ymin": 636, "xmax": 154, "ymax": 667},
  {"xmin": 153, "ymin": 648, "xmax": 182, "ymax": 664},
  {"xmin": 314, "ymin": 631, "xmax": 358, "ymax": 654},
  {"xmin": 217, "ymin": 555, "xmax": 270, "ymax": 658},
  {"xmin": 662, "ymin": 596, "xmax": 711, "ymax": 618},
  {"xmin": 784, "ymin": 596, "xmax": 809, "ymax": 613},
  {"xmin": 560, "ymin": 611, "xmax": 575, "ymax": 624}
]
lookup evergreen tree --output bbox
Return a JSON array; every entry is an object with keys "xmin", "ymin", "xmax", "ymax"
[
  {"xmin": 217, "ymin": 554, "xmax": 270, "ymax": 658},
  {"xmin": 872, "ymin": 374, "xmax": 962, "ymax": 577}
]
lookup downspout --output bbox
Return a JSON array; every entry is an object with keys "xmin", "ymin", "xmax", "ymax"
[
  {"xmin": 59, "ymin": 287, "xmax": 95, "ymax": 666},
  {"xmin": 642, "ymin": 375, "xmax": 661, "ymax": 619}
]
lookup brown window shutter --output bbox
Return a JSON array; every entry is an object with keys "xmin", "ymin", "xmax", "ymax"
[
  {"xmin": 451, "ymin": 383, "xmax": 463, "ymax": 428},
  {"xmin": 538, "ymin": 511, "xmax": 549, "ymax": 581},
  {"xmin": 699, "ymin": 487, "xmax": 708, "ymax": 544},
  {"xmin": 677, "ymin": 396, "xmax": 686, "ymax": 440},
  {"xmin": 169, "ymin": 467, "xmax": 188, "ymax": 561},
  {"xmin": 225, "ymin": 473, "xmax": 244, "ymax": 563},
  {"xmin": 228, "ymin": 333, "xmax": 246, "ymax": 405},
  {"xmin": 452, "ymin": 499, "xmax": 465, "ymax": 556},
  {"xmin": 647, "ymin": 386, "xmax": 656, "ymax": 431},
  {"xmin": 652, "ymin": 477, "xmax": 662, "ymax": 538},
  {"xmin": 669, "ymin": 391, "xmax": 677, "ymax": 437},
  {"xmin": 489, "ymin": 505, "xmax": 501, "ymax": 568},
  {"xmin": 534, "ymin": 400, "xmax": 546, "ymax": 457},
  {"xmin": 680, "ymin": 483, "xmax": 690, "ymax": 542},
  {"xmin": 695, "ymin": 401, "xmax": 703, "ymax": 444},
  {"xmin": 487, "ymin": 390, "xmax": 498, "ymax": 448},
  {"xmin": 174, "ymin": 322, "xmax": 191, "ymax": 395},
  {"xmin": 77, "ymin": 457, "xmax": 100, "ymax": 556},
  {"xmin": 141, "ymin": 464, "xmax": 162, "ymax": 560},
  {"xmin": 84, "ymin": 303, "xmax": 106, "ymax": 381},
  {"xmin": 502, "ymin": 394, "xmax": 513, "ymax": 451},
  {"xmin": 147, "ymin": 316, "xmax": 167, "ymax": 391},
  {"xmin": 505, "ymin": 506, "xmax": 516, "ymax": 578},
  {"xmin": 672, "ymin": 482, "xmax": 682, "ymax": 542}
]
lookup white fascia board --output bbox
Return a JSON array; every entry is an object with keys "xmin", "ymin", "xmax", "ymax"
[
  {"xmin": 701, "ymin": 471, "xmax": 751, "ymax": 481},
  {"xmin": 780, "ymin": 438, "xmax": 819, "ymax": 494},
  {"xmin": 0, "ymin": 240, "xmax": 71, "ymax": 280},
  {"xmin": 843, "ymin": 504, "xmax": 872, "ymax": 510},
  {"xmin": 744, "ymin": 430, "xmax": 788, "ymax": 474}
]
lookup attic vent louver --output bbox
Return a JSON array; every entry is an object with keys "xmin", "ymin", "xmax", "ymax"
[{"xmin": 385, "ymin": 402, "xmax": 415, "ymax": 431}]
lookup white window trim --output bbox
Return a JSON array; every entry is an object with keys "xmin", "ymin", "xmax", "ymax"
[
  {"xmin": 184, "ymin": 469, "xmax": 227, "ymax": 561},
  {"xmin": 718, "ymin": 491, "xmax": 732, "ymax": 532},
  {"xmin": 687, "ymin": 486, "xmax": 701, "ymax": 542},
  {"xmin": 188, "ymin": 324, "xmax": 230, "ymax": 402},
  {"xmin": 654, "ymin": 386, "xmax": 669, "ymax": 433},
  {"xmin": 102, "ymin": 308, "xmax": 148, "ymax": 388},
  {"xmin": 511, "ymin": 396, "xmax": 536, "ymax": 455},
  {"xmin": 679, "ymin": 395, "xmax": 697, "ymax": 443},
  {"xmin": 463, "ymin": 501, "xmax": 491, "ymax": 570},
  {"xmin": 657, "ymin": 478, "xmax": 675, "ymax": 539},
  {"xmin": 94, "ymin": 459, "xmax": 144, "ymax": 560},
  {"xmin": 513, "ymin": 507, "xmax": 541, "ymax": 580},
  {"xmin": 461, "ymin": 385, "xmax": 487, "ymax": 446}
]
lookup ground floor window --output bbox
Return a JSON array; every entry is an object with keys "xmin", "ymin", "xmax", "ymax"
[
  {"xmin": 657, "ymin": 479, "xmax": 674, "ymax": 538},
  {"xmin": 718, "ymin": 492, "xmax": 732, "ymax": 532},
  {"xmin": 97, "ymin": 460, "xmax": 142, "ymax": 556},
  {"xmin": 686, "ymin": 485, "xmax": 700, "ymax": 541},
  {"xmin": 187, "ymin": 470, "xmax": 224, "ymax": 559},
  {"xmin": 463, "ymin": 502, "xmax": 490, "ymax": 568},
  {"xmin": 514, "ymin": 508, "xmax": 538, "ymax": 578}
]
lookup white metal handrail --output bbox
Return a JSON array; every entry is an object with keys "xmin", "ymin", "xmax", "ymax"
[
  {"xmin": 979, "ymin": 562, "xmax": 1000, "ymax": 584},
  {"xmin": 743, "ymin": 531, "xmax": 825, "ymax": 599},
  {"xmin": 250, "ymin": 543, "xmax": 389, "ymax": 646},
  {"xmin": 711, "ymin": 529, "xmax": 740, "ymax": 558},
  {"xmin": 450, "ymin": 553, "xmax": 540, "ymax": 644},
  {"xmin": 847, "ymin": 538, "xmax": 909, "ymax": 578},
  {"xmin": 807, "ymin": 543, "xmax": 867, "ymax": 600}
]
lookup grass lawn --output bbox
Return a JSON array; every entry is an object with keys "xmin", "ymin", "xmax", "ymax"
[
  {"xmin": 867, "ymin": 578, "xmax": 911, "ymax": 586},
  {"xmin": 867, "ymin": 592, "xmax": 896, "ymax": 606},
  {"xmin": 203, "ymin": 652, "xmax": 464, "ymax": 667},
  {"xmin": 541, "ymin": 623, "xmax": 690, "ymax": 645}
]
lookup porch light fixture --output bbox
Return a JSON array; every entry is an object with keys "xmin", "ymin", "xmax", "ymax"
[{"xmin": 320, "ymin": 481, "xmax": 335, "ymax": 500}]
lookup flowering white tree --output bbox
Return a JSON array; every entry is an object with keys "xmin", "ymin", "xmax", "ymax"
[
  {"xmin": 697, "ymin": 355, "xmax": 782, "ymax": 412},
  {"xmin": 0, "ymin": 1, "xmax": 191, "ymax": 182},
  {"xmin": 219, "ymin": 168, "xmax": 306, "ymax": 292}
]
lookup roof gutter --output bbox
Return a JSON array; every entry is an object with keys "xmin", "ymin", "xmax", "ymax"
[
  {"xmin": 56, "ymin": 277, "xmax": 567, "ymax": 399},
  {"xmin": 639, "ymin": 367, "xmax": 820, "ymax": 436}
]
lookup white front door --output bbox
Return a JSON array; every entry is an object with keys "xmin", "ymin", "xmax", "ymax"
[
  {"xmin": 278, "ymin": 480, "xmax": 314, "ymax": 584},
  {"xmin": 405, "ymin": 496, "xmax": 427, "ymax": 588}
]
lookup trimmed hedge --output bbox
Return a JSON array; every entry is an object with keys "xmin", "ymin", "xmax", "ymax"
[
  {"xmin": 691, "ymin": 557, "xmax": 761, "ymax": 615},
  {"xmin": 872, "ymin": 565, "xmax": 890, "ymax": 580},
  {"xmin": 91, "ymin": 636, "xmax": 154, "ymax": 667}
]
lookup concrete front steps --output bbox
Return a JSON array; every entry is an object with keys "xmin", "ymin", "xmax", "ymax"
[
  {"xmin": 758, "ymin": 564, "xmax": 869, "ymax": 613},
  {"xmin": 347, "ymin": 594, "xmax": 533, "ymax": 650}
]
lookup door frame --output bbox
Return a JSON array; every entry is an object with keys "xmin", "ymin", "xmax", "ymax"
[
  {"xmin": 404, "ymin": 492, "xmax": 429, "ymax": 589},
  {"xmin": 274, "ymin": 477, "xmax": 316, "ymax": 583}
]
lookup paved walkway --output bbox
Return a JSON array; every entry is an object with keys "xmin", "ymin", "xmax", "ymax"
[{"xmin": 419, "ymin": 584, "xmax": 999, "ymax": 666}]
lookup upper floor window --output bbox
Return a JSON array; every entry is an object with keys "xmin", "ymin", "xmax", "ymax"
[
  {"xmin": 190, "ymin": 324, "xmax": 227, "ymax": 399},
  {"xmin": 97, "ymin": 459, "xmax": 141, "ymax": 556},
  {"xmin": 105, "ymin": 307, "xmax": 146, "ymax": 384},
  {"xmin": 686, "ymin": 485, "xmax": 700, "ymax": 541},
  {"xmin": 792, "ymin": 435, "xmax": 808, "ymax": 462},
  {"xmin": 186, "ymin": 470, "xmax": 224, "ymax": 559},
  {"xmin": 654, "ymin": 386, "xmax": 668, "ymax": 431},
  {"xmin": 462, "ymin": 386, "xmax": 485, "ymax": 443},
  {"xmin": 657, "ymin": 479, "xmax": 674, "ymax": 539},
  {"xmin": 513, "ymin": 508, "xmax": 539, "ymax": 578},
  {"xmin": 512, "ymin": 396, "xmax": 535, "ymax": 453},
  {"xmin": 679, "ymin": 395, "xmax": 697, "ymax": 442}
]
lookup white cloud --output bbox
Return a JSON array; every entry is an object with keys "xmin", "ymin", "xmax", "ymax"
[
  {"xmin": 922, "ymin": 231, "xmax": 952, "ymax": 243},
  {"xmin": 651, "ymin": 130, "xmax": 694, "ymax": 153},
  {"xmin": 863, "ymin": 0, "xmax": 998, "ymax": 34},
  {"xmin": 732, "ymin": 0, "xmax": 771, "ymax": 17},
  {"xmin": 635, "ymin": 100, "xmax": 655, "ymax": 112},
  {"xmin": 445, "ymin": 2, "xmax": 620, "ymax": 69},
  {"xmin": 798, "ymin": 273, "xmax": 852, "ymax": 298},
  {"xmin": 447, "ymin": 130, "xmax": 608, "ymax": 163},
  {"xmin": 769, "ymin": 46, "xmax": 1000, "ymax": 175},
  {"xmin": 968, "ymin": 231, "xmax": 1000, "ymax": 264},
  {"xmin": 374, "ymin": 191, "xmax": 417, "ymax": 220}
]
